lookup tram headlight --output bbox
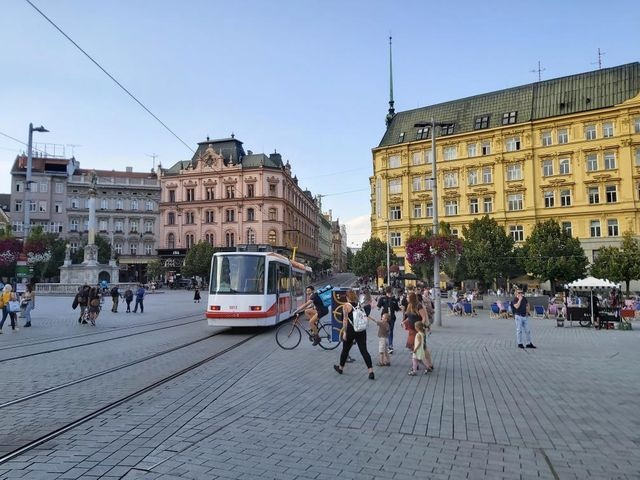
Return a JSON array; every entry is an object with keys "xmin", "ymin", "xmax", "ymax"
[
  {"xmin": 210, "ymin": 305, "xmax": 221, "ymax": 311},
  {"xmin": 250, "ymin": 306, "xmax": 262, "ymax": 311}
]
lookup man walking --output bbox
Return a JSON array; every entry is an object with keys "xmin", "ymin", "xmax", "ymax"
[
  {"xmin": 377, "ymin": 287, "xmax": 400, "ymax": 354},
  {"xmin": 133, "ymin": 284, "xmax": 146, "ymax": 313},
  {"xmin": 110, "ymin": 285, "xmax": 121, "ymax": 313},
  {"xmin": 510, "ymin": 289, "xmax": 536, "ymax": 349}
]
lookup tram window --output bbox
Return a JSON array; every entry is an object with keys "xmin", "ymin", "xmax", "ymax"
[
  {"xmin": 267, "ymin": 262, "xmax": 278, "ymax": 294},
  {"xmin": 211, "ymin": 255, "xmax": 265, "ymax": 294},
  {"xmin": 278, "ymin": 264, "xmax": 290, "ymax": 293}
]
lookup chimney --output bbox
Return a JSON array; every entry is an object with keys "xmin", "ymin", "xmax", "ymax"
[{"xmin": 126, "ymin": 166, "xmax": 133, "ymax": 172}]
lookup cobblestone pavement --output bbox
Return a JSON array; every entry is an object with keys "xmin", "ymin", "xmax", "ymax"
[{"xmin": 0, "ymin": 294, "xmax": 638, "ymax": 479}]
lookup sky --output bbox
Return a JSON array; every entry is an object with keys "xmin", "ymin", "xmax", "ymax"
[{"xmin": 2, "ymin": 0, "xmax": 639, "ymax": 247}]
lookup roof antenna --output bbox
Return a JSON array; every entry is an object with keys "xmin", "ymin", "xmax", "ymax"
[
  {"xmin": 146, "ymin": 153, "xmax": 159, "ymax": 169},
  {"xmin": 591, "ymin": 48, "xmax": 606, "ymax": 69},
  {"xmin": 530, "ymin": 61, "xmax": 545, "ymax": 81},
  {"xmin": 385, "ymin": 35, "xmax": 395, "ymax": 127}
]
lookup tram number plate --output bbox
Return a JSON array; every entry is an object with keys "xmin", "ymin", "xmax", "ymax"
[{"xmin": 228, "ymin": 305, "xmax": 238, "ymax": 310}]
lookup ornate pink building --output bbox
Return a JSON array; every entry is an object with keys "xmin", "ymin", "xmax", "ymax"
[{"xmin": 158, "ymin": 136, "xmax": 320, "ymax": 274}]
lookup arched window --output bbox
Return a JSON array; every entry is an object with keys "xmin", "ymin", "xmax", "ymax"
[
  {"xmin": 167, "ymin": 233, "xmax": 175, "ymax": 249},
  {"xmin": 268, "ymin": 230, "xmax": 277, "ymax": 245},
  {"xmin": 247, "ymin": 228, "xmax": 256, "ymax": 244},
  {"xmin": 225, "ymin": 231, "xmax": 235, "ymax": 248}
]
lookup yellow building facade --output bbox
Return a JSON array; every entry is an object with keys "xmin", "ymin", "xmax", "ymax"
[{"xmin": 371, "ymin": 63, "xmax": 640, "ymax": 277}]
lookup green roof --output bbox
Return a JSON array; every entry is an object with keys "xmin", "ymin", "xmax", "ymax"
[{"xmin": 379, "ymin": 62, "xmax": 640, "ymax": 148}]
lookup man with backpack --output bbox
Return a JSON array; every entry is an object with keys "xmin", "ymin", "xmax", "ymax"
[
  {"xmin": 377, "ymin": 287, "xmax": 400, "ymax": 354},
  {"xmin": 294, "ymin": 285, "xmax": 329, "ymax": 346},
  {"xmin": 123, "ymin": 288, "xmax": 134, "ymax": 313},
  {"xmin": 73, "ymin": 285, "xmax": 90, "ymax": 324},
  {"xmin": 110, "ymin": 285, "xmax": 121, "ymax": 313}
]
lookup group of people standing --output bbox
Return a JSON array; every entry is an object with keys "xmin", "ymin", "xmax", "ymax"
[
  {"xmin": 0, "ymin": 284, "xmax": 35, "ymax": 333},
  {"xmin": 73, "ymin": 283, "xmax": 147, "ymax": 325}
]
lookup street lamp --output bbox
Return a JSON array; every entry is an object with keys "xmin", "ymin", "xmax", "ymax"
[
  {"xmin": 386, "ymin": 218, "xmax": 390, "ymax": 287},
  {"xmin": 24, "ymin": 123, "xmax": 49, "ymax": 241},
  {"xmin": 415, "ymin": 119, "xmax": 447, "ymax": 327}
]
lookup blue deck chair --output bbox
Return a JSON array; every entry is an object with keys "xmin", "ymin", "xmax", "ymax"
[
  {"xmin": 533, "ymin": 304, "xmax": 546, "ymax": 318},
  {"xmin": 446, "ymin": 302, "xmax": 456, "ymax": 315},
  {"xmin": 463, "ymin": 303, "xmax": 473, "ymax": 316}
]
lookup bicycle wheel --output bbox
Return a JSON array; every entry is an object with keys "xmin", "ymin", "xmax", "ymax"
[
  {"xmin": 276, "ymin": 321, "xmax": 302, "ymax": 350},
  {"xmin": 317, "ymin": 322, "xmax": 340, "ymax": 350}
]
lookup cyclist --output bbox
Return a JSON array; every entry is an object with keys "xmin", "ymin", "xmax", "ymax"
[{"xmin": 294, "ymin": 285, "xmax": 329, "ymax": 345}]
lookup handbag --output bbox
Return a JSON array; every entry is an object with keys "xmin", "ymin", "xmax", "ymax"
[{"xmin": 8, "ymin": 300, "xmax": 21, "ymax": 313}]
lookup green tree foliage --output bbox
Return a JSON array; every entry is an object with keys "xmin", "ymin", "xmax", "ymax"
[
  {"xmin": 522, "ymin": 219, "xmax": 588, "ymax": 292},
  {"xmin": 345, "ymin": 248, "xmax": 354, "ymax": 271},
  {"xmin": 590, "ymin": 231, "xmax": 640, "ymax": 295},
  {"xmin": 70, "ymin": 235, "xmax": 112, "ymax": 264},
  {"xmin": 146, "ymin": 259, "xmax": 164, "ymax": 282},
  {"xmin": 351, "ymin": 237, "xmax": 397, "ymax": 284},
  {"xmin": 181, "ymin": 241, "xmax": 215, "ymax": 278},
  {"xmin": 39, "ymin": 236, "xmax": 67, "ymax": 282},
  {"xmin": 460, "ymin": 216, "xmax": 514, "ymax": 291}
]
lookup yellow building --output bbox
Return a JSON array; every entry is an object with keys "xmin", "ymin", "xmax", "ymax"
[{"xmin": 371, "ymin": 63, "xmax": 640, "ymax": 276}]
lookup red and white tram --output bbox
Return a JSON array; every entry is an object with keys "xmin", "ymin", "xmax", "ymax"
[{"xmin": 206, "ymin": 250, "xmax": 311, "ymax": 327}]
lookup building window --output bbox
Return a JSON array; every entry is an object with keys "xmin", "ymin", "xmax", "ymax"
[
  {"xmin": 247, "ymin": 184, "xmax": 255, "ymax": 198},
  {"xmin": 415, "ymin": 128, "xmax": 430, "ymax": 141},
  {"xmin": 483, "ymin": 197, "xmax": 493, "ymax": 213},
  {"xmin": 185, "ymin": 211, "xmax": 195, "ymax": 224},
  {"xmin": 247, "ymin": 208, "xmax": 255, "ymax": 221},
  {"xmin": 389, "ymin": 206, "xmax": 402, "ymax": 220},
  {"xmin": 586, "ymin": 153, "xmax": 598, "ymax": 172},
  {"xmin": 467, "ymin": 143, "xmax": 477, "ymax": 157},
  {"xmin": 386, "ymin": 232, "xmax": 400, "ymax": 247},
  {"xmin": 502, "ymin": 111, "xmax": 517, "ymax": 125},
  {"xmin": 205, "ymin": 233, "xmax": 215, "ymax": 245},
  {"xmin": 144, "ymin": 220, "xmax": 153, "ymax": 233},
  {"xmin": 114, "ymin": 199, "xmax": 122, "ymax": 210},
  {"xmin": 225, "ymin": 209, "xmax": 235, "ymax": 222},
  {"xmin": 474, "ymin": 115, "xmax": 490, "ymax": 130},
  {"xmin": 168, "ymin": 190, "xmax": 176, "ymax": 202},
  {"xmin": 115, "ymin": 220, "xmax": 124, "ymax": 232},
  {"xmin": 562, "ymin": 221, "xmax": 572, "ymax": 236},
  {"xmin": 607, "ymin": 219, "xmax": 619, "ymax": 237},
  {"xmin": 69, "ymin": 219, "xmax": 78, "ymax": 231},
  {"xmin": 426, "ymin": 202, "xmax": 433, "ymax": 218},
  {"xmin": 100, "ymin": 199, "xmax": 108, "ymax": 210},
  {"xmin": 505, "ymin": 136, "xmax": 521, "ymax": 152},
  {"xmin": 268, "ymin": 230, "xmax": 277, "ymax": 245},
  {"xmin": 560, "ymin": 189, "xmax": 572, "ymax": 207},
  {"xmin": 590, "ymin": 220, "xmax": 601, "ymax": 237},
  {"xmin": 557, "ymin": 128, "xmax": 569, "ymax": 144},
  {"xmin": 131, "ymin": 199, "xmax": 138, "ymax": 211},
  {"xmin": 99, "ymin": 220, "xmax": 108, "ymax": 232},
  {"xmin": 269, "ymin": 184, "xmax": 277, "ymax": 196},
  {"xmin": 469, "ymin": 198, "xmax": 479, "ymax": 214},
  {"xmin": 603, "ymin": 152, "xmax": 616, "ymax": 170},
  {"xmin": 444, "ymin": 200, "xmax": 458, "ymax": 216},
  {"xmin": 30, "ymin": 202, "xmax": 37, "ymax": 212},
  {"xmin": 413, "ymin": 203, "xmax": 422, "ymax": 218},
  {"xmin": 412, "ymin": 176, "xmax": 422, "ymax": 192},
  {"xmin": 541, "ymin": 131, "xmax": 552, "ymax": 146},
  {"xmin": 246, "ymin": 228, "xmax": 256, "ymax": 244},
  {"xmin": 225, "ymin": 186, "xmax": 235, "ymax": 199},
  {"xmin": 605, "ymin": 185, "xmax": 617, "ymax": 203},
  {"xmin": 444, "ymin": 172, "xmax": 458, "ymax": 187},
  {"xmin": 542, "ymin": 159, "xmax": 553, "ymax": 177},
  {"xmin": 424, "ymin": 177, "xmax": 434, "ymax": 190},
  {"xmin": 507, "ymin": 193, "xmax": 523, "ymax": 211},
  {"xmin": 588, "ymin": 187, "xmax": 600, "ymax": 204},
  {"xmin": 145, "ymin": 244, "xmax": 153, "ymax": 255},
  {"xmin": 167, "ymin": 233, "xmax": 175, "ymax": 249},
  {"xmin": 506, "ymin": 164, "xmax": 522, "ymax": 181},
  {"xmin": 425, "ymin": 150, "xmax": 433, "ymax": 164},
  {"xmin": 225, "ymin": 232, "xmax": 235, "ymax": 248},
  {"xmin": 585, "ymin": 124, "xmax": 596, "ymax": 140},
  {"xmin": 603, "ymin": 122, "xmax": 614, "ymax": 138},
  {"xmin": 544, "ymin": 191, "xmax": 554, "ymax": 208},
  {"xmin": 15, "ymin": 182, "xmax": 23, "ymax": 193},
  {"xmin": 443, "ymin": 146, "xmax": 457, "ymax": 160},
  {"xmin": 440, "ymin": 124, "xmax": 455, "ymax": 135},
  {"xmin": 71, "ymin": 198, "xmax": 79, "ymax": 209},
  {"xmin": 482, "ymin": 167, "xmax": 492, "ymax": 183},
  {"xmin": 114, "ymin": 242, "xmax": 122, "ymax": 255},
  {"xmin": 185, "ymin": 188, "xmax": 194, "ymax": 202},
  {"xmin": 398, "ymin": 132, "xmax": 405, "ymax": 142},
  {"xmin": 481, "ymin": 141, "xmax": 491, "ymax": 155},
  {"xmin": 635, "ymin": 117, "xmax": 640, "ymax": 133},
  {"xmin": 205, "ymin": 210, "xmax": 215, "ymax": 223},
  {"xmin": 509, "ymin": 225, "xmax": 524, "ymax": 242},
  {"xmin": 55, "ymin": 203, "xmax": 63, "ymax": 213},
  {"xmin": 388, "ymin": 178, "xmax": 401, "ymax": 195},
  {"xmin": 206, "ymin": 187, "xmax": 215, "ymax": 200},
  {"xmin": 55, "ymin": 182, "xmax": 64, "ymax": 194},
  {"xmin": 468, "ymin": 168, "xmax": 478, "ymax": 185},
  {"xmin": 37, "ymin": 201, "xmax": 46, "ymax": 212},
  {"xmin": 168, "ymin": 212, "xmax": 175, "ymax": 225},
  {"xmin": 14, "ymin": 200, "xmax": 23, "ymax": 212},
  {"xmin": 388, "ymin": 154, "xmax": 401, "ymax": 168},
  {"xmin": 635, "ymin": 148, "xmax": 640, "ymax": 166},
  {"xmin": 559, "ymin": 158, "xmax": 570, "ymax": 175},
  {"xmin": 31, "ymin": 182, "xmax": 38, "ymax": 193},
  {"xmin": 130, "ymin": 243, "xmax": 138, "ymax": 255},
  {"xmin": 268, "ymin": 208, "xmax": 277, "ymax": 221}
]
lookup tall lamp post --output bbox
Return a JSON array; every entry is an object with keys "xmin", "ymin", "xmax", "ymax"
[
  {"xmin": 24, "ymin": 123, "xmax": 49, "ymax": 241},
  {"xmin": 415, "ymin": 119, "xmax": 445, "ymax": 327},
  {"xmin": 386, "ymin": 219, "xmax": 390, "ymax": 287}
]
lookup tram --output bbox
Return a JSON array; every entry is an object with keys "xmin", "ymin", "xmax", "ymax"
[{"xmin": 206, "ymin": 249, "xmax": 312, "ymax": 327}]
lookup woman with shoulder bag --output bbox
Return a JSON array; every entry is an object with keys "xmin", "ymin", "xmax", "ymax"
[
  {"xmin": 21, "ymin": 284, "xmax": 35, "ymax": 327},
  {"xmin": 0, "ymin": 284, "xmax": 19, "ymax": 333},
  {"xmin": 402, "ymin": 293, "xmax": 434, "ymax": 371}
]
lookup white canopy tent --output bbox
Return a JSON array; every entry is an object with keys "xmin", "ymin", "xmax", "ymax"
[{"xmin": 565, "ymin": 276, "xmax": 621, "ymax": 322}]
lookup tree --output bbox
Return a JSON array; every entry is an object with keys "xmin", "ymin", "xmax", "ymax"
[
  {"xmin": 459, "ymin": 216, "xmax": 514, "ymax": 291},
  {"xmin": 590, "ymin": 231, "xmax": 640, "ymax": 295},
  {"xmin": 70, "ymin": 235, "xmax": 112, "ymax": 265},
  {"xmin": 523, "ymin": 219, "xmax": 588, "ymax": 292},
  {"xmin": 352, "ymin": 237, "xmax": 396, "ymax": 285},
  {"xmin": 23, "ymin": 226, "xmax": 52, "ymax": 282},
  {"xmin": 39, "ymin": 235, "xmax": 67, "ymax": 282},
  {"xmin": 181, "ymin": 241, "xmax": 214, "ymax": 278},
  {"xmin": 146, "ymin": 259, "xmax": 164, "ymax": 282}
]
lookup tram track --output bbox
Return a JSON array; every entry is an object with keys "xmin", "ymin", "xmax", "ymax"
[{"xmin": 0, "ymin": 331, "xmax": 260, "ymax": 465}]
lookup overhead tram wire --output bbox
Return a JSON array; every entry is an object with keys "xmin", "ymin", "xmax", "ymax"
[
  {"xmin": 24, "ymin": 0, "xmax": 194, "ymax": 154},
  {"xmin": 0, "ymin": 129, "xmax": 49, "ymax": 156}
]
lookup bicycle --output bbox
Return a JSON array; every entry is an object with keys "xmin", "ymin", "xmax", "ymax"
[{"xmin": 276, "ymin": 313, "xmax": 340, "ymax": 350}]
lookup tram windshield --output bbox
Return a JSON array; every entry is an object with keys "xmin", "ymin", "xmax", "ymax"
[{"xmin": 210, "ymin": 255, "xmax": 265, "ymax": 295}]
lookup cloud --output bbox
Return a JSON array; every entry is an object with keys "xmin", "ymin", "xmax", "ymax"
[{"xmin": 343, "ymin": 214, "xmax": 371, "ymax": 248}]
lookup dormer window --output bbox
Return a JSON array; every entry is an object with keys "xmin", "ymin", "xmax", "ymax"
[
  {"xmin": 502, "ymin": 111, "xmax": 517, "ymax": 125},
  {"xmin": 440, "ymin": 124, "xmax": 455, "ymax": 135},
  {"xmin": 474, "ymin": 115, "xmax": 490, "ymax": 130}
]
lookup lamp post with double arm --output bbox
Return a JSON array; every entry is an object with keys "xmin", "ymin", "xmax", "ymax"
[{"xmin": 24, "ymin": 123, "xmax": 49, "ymax": 241}]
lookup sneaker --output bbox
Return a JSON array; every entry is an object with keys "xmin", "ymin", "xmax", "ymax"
[
  {"xmin": 333, "ymin": 365, "xmax": 343, "ymax": 375},
  {"xmin": 368, "ymin": 372, "xmax": 375, "ymax": 380},
  {"xmin": 526, "ymin": 343, "xmax": 537, "ymax": 349},
  {"xmin": 518, "ymin": 344, "xmax": 525, "ymax": 349},
  {"xmin": 312, "ymin": 335, "xmax": 321, "ymax": 346},
  {"xmin": 24, "ymin": 323, "xmax": 31, "ymax": 327},
  {"xmin": 408, "ymin": 370, "xmax": 417, "ymax": 376},
  {"xmin": 388, "ymin": 348, "xmax": 394, "ymax": 354},
  {"xmin": 345, "ymin": 356, "xmax": 355, "ymax": 363}
]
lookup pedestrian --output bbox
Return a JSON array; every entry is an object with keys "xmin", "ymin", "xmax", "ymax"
[
  {"xmin": 510, "ymin": 289, "xmax": 536, "ymax": 349},
  {"xmin": 0, "ymin": 284, "xmax": 19, "ymax": 333},
  {"xmin": 110, "ymin": 285, "xmax": 121, "ymax": 313},
  {"xmin": 133, "ymin": 284, "xmax": 146, "ymax": 313},
  {"xmin": 75, "ymin": 285, "xmax": 90, "ymax": 323},
  {"xmin": 370, "ymin": 312, "xmax": 390, "ymax": 366},
  {"xmin": 124, "ymin": 288, "xmax": 134, "ymax": 312},
  {"xmin": 193, "ymin": 287, "xmax": 201, "ymax": 303},
  {"xmin": 333, "ymin": 289, "xmax": 375, "ymax": 380},
  {"xmin": 376, "ymin": 287, "xmax": 400, "ymax": 354},
  {"xmin": 402, "ymin": 292, "xmax": 434, "ymax": 370},
  {"xmin": 408, "ymin": 321, "xmax": 433, "ymax": 375},
  {"xmin": 21, "ymin": 283, "xmax": 35, "ymax": 327}
]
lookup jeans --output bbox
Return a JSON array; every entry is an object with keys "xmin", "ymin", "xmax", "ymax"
[
  {"xmin": 133, "ymin": 298, "xmax": 144, "ymax": 313},
  {"xmin": 514, "ymin": 314, "xmax": 532, "ymax": 345},
  {"xmin": 24, "ymin": 301, "xmax": 34, "ymax": 323},
  {"xmin": 0, "ymin": 306, "xmax": 17, "ymax": 330},
  {"xmin": 387, "ymin": 317, "xmax": 396, "ymax": 348}
]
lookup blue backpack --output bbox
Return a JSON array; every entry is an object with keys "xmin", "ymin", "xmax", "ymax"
[{"xmin": 316, "ymin": 285, "xmax": 333, "ymax": 308}]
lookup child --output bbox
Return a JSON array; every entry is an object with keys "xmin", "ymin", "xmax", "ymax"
[
  {"xmin": 408, "ymin": 321, "xmax": 434, "ymax": 375},
  {"xmin": 370, "ymin": 313, "xmax": 391, "ymax": 366}
]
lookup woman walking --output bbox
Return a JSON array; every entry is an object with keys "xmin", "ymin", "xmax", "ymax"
[
  {"xmin": 22, "ymin": 284, "xmax": 35, "ymax": 327},
  {"xmin": 0, "ymin": 284, "xmax": 19, "ymax": 333},
  {"xmin": 333, "ymin": 289, "xmax": 375, "ymax": 380},
  {"xmin": 402, "ymin": 292, "xmax": 434, "ymax": 371}
]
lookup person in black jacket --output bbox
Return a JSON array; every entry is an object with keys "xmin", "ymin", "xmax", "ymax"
[{"xmin": 377, "ymin": 287, "xmax": 400, "ymax": 354}]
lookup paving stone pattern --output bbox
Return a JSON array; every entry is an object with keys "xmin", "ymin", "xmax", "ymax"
[{"xmin": 0, "ymin": 292, "xmax": 638, "ymax": 479}]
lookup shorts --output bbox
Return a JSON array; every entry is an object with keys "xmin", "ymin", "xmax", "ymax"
[{"xmin": 378, "ymin": 338, "xmax": 389, "ymax": 354}]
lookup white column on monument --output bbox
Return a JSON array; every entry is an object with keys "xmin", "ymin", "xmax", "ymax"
[{"xmin": 88, "ymin": 191, "xmax": 96, "ymax": 245}]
